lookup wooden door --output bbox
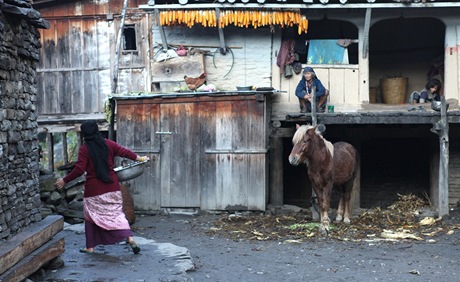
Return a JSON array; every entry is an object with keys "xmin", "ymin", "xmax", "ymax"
[
  {"xmin": 116, "ymin": 102, "xmax": 162, "ymax": 211},
  {"xmin": 159, "ymin": 102, "xmax": 201, "ymax": 207}
]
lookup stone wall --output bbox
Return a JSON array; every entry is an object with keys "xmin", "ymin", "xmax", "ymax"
[{"xmin": 0, "ymin": 1, "xmax": 48, "ymax": 241}]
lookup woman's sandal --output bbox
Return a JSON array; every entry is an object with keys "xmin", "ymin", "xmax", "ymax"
[
  {"xmin": 79, "ymin": 248, "xmax": 94, "ymax": 254},
  {"xmin": 129, "ymin": 242, "xmax": 140, "ymax": 254}
]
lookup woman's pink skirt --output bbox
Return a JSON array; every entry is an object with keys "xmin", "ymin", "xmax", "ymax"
[{"xmin": 83, "ymin": 191, "xmax": 133, "ymax": 248}]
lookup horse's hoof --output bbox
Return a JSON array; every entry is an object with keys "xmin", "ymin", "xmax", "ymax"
[
  {"xmin": 343, "ymin": 218, "xmax": 351, "ymax": 225},
  {"xmin": 319, "ymin": 226, "xmax": 328, "ymax": 235},
  {"xmin": 335, "ymin": 215, "xmax": 343, "ymax": 222},
  {"xmin": 319, "ymin": 223, "xmax": 330, "ymax": 236}
]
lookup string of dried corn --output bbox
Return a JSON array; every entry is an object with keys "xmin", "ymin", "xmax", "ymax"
[{"xmin": 158, "ymin": 10, "xmax": 309, "ymax": 34}]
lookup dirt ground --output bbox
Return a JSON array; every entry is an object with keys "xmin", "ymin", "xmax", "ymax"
[
  {"xmin": 42, "ymin": 195, "xmax": 460, "ymax": 282},
  {"xmin": 136, "ymin": 204, "xmax": 460, "ymax": 282}
]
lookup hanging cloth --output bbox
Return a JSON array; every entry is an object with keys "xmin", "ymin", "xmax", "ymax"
[{"xmin": 277, "ymin": 39, "xmax": 295, "ymax": 74}]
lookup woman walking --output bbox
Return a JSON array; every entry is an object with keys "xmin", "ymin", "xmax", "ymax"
[{"xmin": 55, "ymin": 121, "xmax": 149, "ymax": 254}]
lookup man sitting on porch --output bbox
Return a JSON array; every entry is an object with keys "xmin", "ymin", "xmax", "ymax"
[{"xmin": 295, "ymin": 67, "xmax": 329, "ymax": 113}]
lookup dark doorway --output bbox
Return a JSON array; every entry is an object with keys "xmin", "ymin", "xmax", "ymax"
[
  {"xmin": 369, "ymin": 17, "xmax": 445, "ymax": 103},
  {"xmin": 283, "ymin": 125, "xmax": 434, "ymax": 209},
  {"xmin": 360, "ymin": 137, "xmax": 432, "ymax": 208}
]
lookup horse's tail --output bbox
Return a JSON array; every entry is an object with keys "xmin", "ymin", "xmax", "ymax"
[{"xmin": 353, "ymin": 147, "xmax": 360, "ymax": 179}]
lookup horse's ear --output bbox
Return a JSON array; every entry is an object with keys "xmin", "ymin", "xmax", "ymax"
[
  {"xmin": 307, "ymin": 127, "xmax": 316, "ymax": 135},
  {"xmin": 296, "ymin": 124, "xmax": 301, "ymax": 130}
]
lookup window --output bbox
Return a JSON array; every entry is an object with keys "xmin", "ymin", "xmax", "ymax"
[
  {"xmin": 283, "ymin": 19, "xmax": 359, "ymax": 65},
  {"xmin": 123, "ymin": 25, "xmax": 137, "ymax": 51}
]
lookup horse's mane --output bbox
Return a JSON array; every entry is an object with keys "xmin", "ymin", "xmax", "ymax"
[{"xmin": 293, "ymin": 124, "xmax": 334, "ymax": 157}]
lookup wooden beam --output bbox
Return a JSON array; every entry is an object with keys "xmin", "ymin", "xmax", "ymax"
[
  {"xmin": 155, "ymin": 9, "xmax": 169, "ymax": 51},
  {"xmin": 0, "ymin": 215, "xmax": 64, "ymax": 275},
  {"xmin": 163, "ymin": 42, "xmax": 242, "ymax": 49},
  {"xmin": 436, "ymin": 96, "xmax": 449, "ymax": 215},
  {"xmin": 430, "ymin": 96, "xmax": 449, "ymax": 215},
  {"xmin": 46, "ymin": 132, "xmax": 54, "ymax": 172},
  {"xmin": 269, "ymin": 136, "xmax": 284, "ymax": 206},
  {"xmin": 0, "ymin": 235, "xmax": 65, "ymax": 282},
  {"xmin": 62, "ymin": 132, "xmax": 68, "ymax": 165},
  {"xmin": 215, "ymin": 8, "xmax": 227, "ymax": 55},
  {"xmin": 112, "ymin": 0, "xmax": 130, "ymax": 94},
  {"xmin": 363, "ymin": 8, "xmax": 371, "ymax": 59},
  {"xmin": 139, "ymin": 3, "xmax": 460, "ymax": 10}
]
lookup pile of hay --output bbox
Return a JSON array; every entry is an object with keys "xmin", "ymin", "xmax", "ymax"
[{"xmin": 206, "ymin": 194, "xmax": 459, "ymax": 243}]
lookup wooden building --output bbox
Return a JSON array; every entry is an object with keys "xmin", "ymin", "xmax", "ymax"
[
  {"xmin": 33, "ymin": 0, "xmax": 460, "ymax": 216},
  {"xmin": 114, "ymin": 91, "xmax": 271, "ymax": 211}
]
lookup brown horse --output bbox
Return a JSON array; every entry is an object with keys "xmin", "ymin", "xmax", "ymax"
[{"xmin": 288, "ymin": 124, "xmax": 358, "ymax": 235}]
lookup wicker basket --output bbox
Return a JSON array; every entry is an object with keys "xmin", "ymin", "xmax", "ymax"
[
  {"xmin": 369, "ymin": 87, "xmax": 378, "ymax": 103},
  {"xmin": 380, "ymin": 77, "xmax": 408, "ymax": 104}
]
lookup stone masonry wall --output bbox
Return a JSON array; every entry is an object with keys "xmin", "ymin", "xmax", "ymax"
[{"xmin": 0, "ymin": 6, "xmax": 43, "ymax": 241}]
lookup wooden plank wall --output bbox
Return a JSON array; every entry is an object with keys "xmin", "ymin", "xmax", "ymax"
[
  {"xmin": 36, "ymin": 17, "xmax": 108, "ymax": 115},
  {"xmin": 272, "ymin": 65, "xmax": 360, "ymax": 114},
  {"xmin": 116, "ymin": 94, "xmax": 268, "ymax": 211},
  {"xmin": 35, "ymin": 0, "xmax": 150, "ymax": 116}
]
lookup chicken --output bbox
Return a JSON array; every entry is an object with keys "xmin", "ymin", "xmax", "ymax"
[{"xmin": 184, "ymin": 72, "xmax": 207, "ymax": 91}]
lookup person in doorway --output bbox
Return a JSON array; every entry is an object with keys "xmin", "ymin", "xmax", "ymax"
[
  {"xmin": 54, "ymin": 121, "xmax": 150, "ymax": 254},
  {"xmin": 295, "ymin": 66, "xmax": 330, "ymax": 113},
  {"xmin": 410, "ymin": 78, "xmax": 442, "ymax": 104}
]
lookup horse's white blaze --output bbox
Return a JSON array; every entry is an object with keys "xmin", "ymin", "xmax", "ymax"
[{"xmin": 293, "ymin": 124, "xmax": 334, "ymax": 159}]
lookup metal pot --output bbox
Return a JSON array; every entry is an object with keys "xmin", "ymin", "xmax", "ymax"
[
  {"xmin": 236, "ymin": 86, "xmax": 253, "ymax": 91},
  {"xmin": 431, "ymin": 101, "xmax": 449, "ymax": 112},
  {"xmin": 114, "ymin": 160, "xmax": 147, "ymax": 182}
]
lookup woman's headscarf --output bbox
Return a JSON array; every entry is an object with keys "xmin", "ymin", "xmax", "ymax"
[{"xmin": 81, "ymin": 121, "xmax": 112, "ymax": 183}]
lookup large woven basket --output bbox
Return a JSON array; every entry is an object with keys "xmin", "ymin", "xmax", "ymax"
[{"xmin": 380, "ymin": 77, "xmax": 408, "ymax": 104}]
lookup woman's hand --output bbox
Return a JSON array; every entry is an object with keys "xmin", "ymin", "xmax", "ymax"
[
  {"xmin": 136, "ymin": 155, "xmax": 150, "ymax": 162},
  {"xmin": 55, "ymin": 178, "xmax": 65, "ymax": 190}
]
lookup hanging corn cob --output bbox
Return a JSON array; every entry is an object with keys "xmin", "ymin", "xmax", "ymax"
[{"xmin": 158, "ymin": 9, "xmax": 309, "ymax": 34}]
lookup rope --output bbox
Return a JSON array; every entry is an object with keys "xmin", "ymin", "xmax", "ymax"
[{"xmin": 213, "ymin": 46, "xmax": 234, "ymax": 78}]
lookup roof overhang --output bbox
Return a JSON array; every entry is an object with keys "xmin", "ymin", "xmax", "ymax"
[{"xmin": 140, "ymin": 1, "xmax": 460, "ymax": 10}]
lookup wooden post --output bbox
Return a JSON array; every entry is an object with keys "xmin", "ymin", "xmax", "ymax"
[
  {"xmin": 431, "ymin": 95, "xmax": 449, "ymax": 216},
  {"xmin": 154, "ymin": 8, "xmax": 169, "ymax": 51},
  {"xmin": 77, "ymin": 131, "xmax": 82, "ymax": 150},
  {"xmin": 269, "ymin": 136, "xmax": 284, "ymax": 206},
  {"xmin": 109, "ymin": 0, "xmax": 129, "ymax": 140},
  {"xmin": 215, "ymin": 8, "xmax": 227, "ymax": 55},
  {"xmin": 311, "ymin": 86, "xmax": 317, "ymax": 126},
  {"xmin": 62, "ymin": 132, "xmax": 68, "ymax": 166},
  {"xmin": 310, "ymin": 86, "xmax": 319, "ymax": 219},
  {"xmin": 46, "ymin": 133, "xmax": 54, "ymax": 172}
]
